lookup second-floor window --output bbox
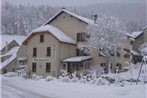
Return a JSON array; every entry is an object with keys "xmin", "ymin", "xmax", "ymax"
[
  {"xmin": 40, "ymin": 35, "xmax": 44, "ymax": 42},
  {"xmin": 77, "ymin": 32, "xmax": 86, "ymax": 42},
  {"xmin": 47, "ymin": 47, "xmax": 51, "ymax": 56},
  {"xmin": 33, "ymin": 47, "xmax": 37, "ymax": 57}
]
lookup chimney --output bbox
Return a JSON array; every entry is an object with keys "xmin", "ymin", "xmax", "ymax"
[{"xmin": 93, "ymin": 15, "xmax": 97, "ymax": 23}]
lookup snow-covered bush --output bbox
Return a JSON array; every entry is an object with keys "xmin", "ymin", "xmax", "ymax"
[
  {"xmin": 95, "ymin": 77, "xmax": 109, "ymax": 85},
  {"xmin": 46, "ymin": 76, "xmax": 55, "ymax": 81},
  {"xmin": 89, "ymin": 65, "xmax": 104, "ymax": 78},
  {"xmin": 4, "ymin": 72, "xmax": 17, "ymax": 77},
  {"xmin": 59, "ymin": 76, "xmax": 70, "ymax": 82},
  {"xmin": 70, "ymin": 72, "xmax": 79, "ymax": 83},
  {"xmin": 59, "ymin": 70, "xmax": 71, "ymax": 82},
  {"xmin": 32, "ymin": 74, "xmax": 43, "ymax": 80},
  {"xmin": 79, "ymin": 76, "xmax": 87, "ymax": 83}
]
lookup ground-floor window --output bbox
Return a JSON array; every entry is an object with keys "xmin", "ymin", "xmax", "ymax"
[
  {"xmin": 32, "ymin": 62, "xmax": 36, "ymax": 72},
  {"xmin": 46, "ymin": 63, "xmax": 51, "ymax": 72},
  {"xmin": 62, "ymin": 64, "xmax": 66, "ymax": 70},
  {"xmin": 12, "ymin": 68, "xmax": 15, "ymax": 72},
  {"xmin": 3, "ymin": 69, "xmax": 7, "ymax": 74}
]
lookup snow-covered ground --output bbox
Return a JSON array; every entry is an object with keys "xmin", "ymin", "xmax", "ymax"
[{"xmin": 1, "ymin": 75, "xmax": 146, "ymax": 98}]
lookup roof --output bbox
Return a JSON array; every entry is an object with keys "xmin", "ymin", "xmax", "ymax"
[
  {"xmin": 25, "ymin": 25, "xmax": 76, "ymax": 44},
  {"xmin": 143, "ymin": 26, "xmax": 147, "ymax": 31},
  {"xmin": 44, "ymin": 9, "xmax": 94, "ymax": 25},
  {"xmin": 0, "ymin": 34, "xmax": 26, "ymax": 50},
  {"xmin": 132, "ymin": 31, "xmax": 143, "ymax": 39},
  {"xmin": 130, "ymin": 49, "xmax": 140, "ymax": 55},
  {"xmin": 63, "ymin": 56, "xmax": 92, "ymax": 62},
  {"xmin": 141, "ymin": 47, "xmax": 147, "ymax": 56},
  {"xmin": 0, "ymin": 47, "xmax": 19, "ymax": 69}
]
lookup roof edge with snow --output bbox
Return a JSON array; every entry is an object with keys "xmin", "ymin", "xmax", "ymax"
[
  {"xmin": 22, "ymin": 25, "xmax": 76, "ymax": 45},
  {"xmin": 44, "ymin": 9, "xmax": 94, "ymax": 25}
]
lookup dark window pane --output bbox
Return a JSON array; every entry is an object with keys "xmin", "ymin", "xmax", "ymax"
[
  {"xmin": 40, "ymin": 35, "xmax": 44, "ymax": 42},
  {"xmin": 33, "ymin": 48, "xmax": 37, "ymax": 57},
  {"xmin": 32, "ymin": 63, "xmax": 36, "ymax": 72},
  {"xmin": 47, "ymin": 47, "xmax": 51, "ymax": 56},
  {"xmin": 46, "ymin": 63, "xmax": 51, "ymax": 72}
]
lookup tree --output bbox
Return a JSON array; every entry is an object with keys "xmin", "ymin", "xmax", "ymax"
[{"xmin": 86, "ymin": 15, "xmax": 126, "ymax": 73}]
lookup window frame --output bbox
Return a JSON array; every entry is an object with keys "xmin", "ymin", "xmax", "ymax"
[
  {"xmin": 33, "ymin": 47, "xmax": 37, "ymax": 57},
  {"xmin": 46, "ymin": 47, "xmax": 51, "ymax": 57},
  {"xmin": 40, "ymin": 35, "xmax": 44, "ymax": 43},
  {"xmin": 46, "ymin": 63, "xmax": 51, "ymax": 72},
  {"xmin": 32, "ymin": 62, "xmax": 37, "ymax": 72}
]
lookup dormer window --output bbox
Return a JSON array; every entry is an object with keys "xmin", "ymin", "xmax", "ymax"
[{"xmin": 40, "ymin": 35, "xmax": 44, "ymax": 42}]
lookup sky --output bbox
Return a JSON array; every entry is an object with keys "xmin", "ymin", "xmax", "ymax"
[{"xmin": 2, "ymin": 0, "xmax": 145, "ymax": 7}]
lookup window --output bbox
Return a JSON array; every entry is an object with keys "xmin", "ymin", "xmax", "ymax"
[
  {"xmin": 46, "ymin": 63, "xmax": 51, "ymax": 72},
  {"xmin": 77, "ymin": 32, "xmax": 86, "ymax": 42},
  {"xmin": 12, "ymin": 68, "xmax": 15, "ymax": 72},
  {"xmin": 63, "ymin": 64, "xmax": 66, "ymax": 70},
  {"xmin": 3, "ymin": 69, "xmax": 7, "ymax": 74},
  {"xmin": 124, "ymin": 48, "xmax": 130, "ymax": 53},
  {"xmin": 33, "ymin": 48, "xmax": 37, "ymax": 57},
  {"xmin": 124, "ymin": 53, "xmax": 130, "ymax": 58},
  {"xmin": 32, "ymin": 63, "xmax": 36, "ymax": 72},
  {"xmin": 40, "ymin": 35, "xmax": 44, "ymax": 42},
  {"xmin": 47, "ymin": 47, "xmax": 51, "ymax": 56}
]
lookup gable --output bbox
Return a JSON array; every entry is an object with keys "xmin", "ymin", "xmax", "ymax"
[{"xmin": 45, "ymin": 9, "xmax": 94, "ymax": 25}]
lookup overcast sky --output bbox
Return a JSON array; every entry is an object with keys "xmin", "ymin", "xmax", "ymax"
[{"xmin": 2, "ymin": 0, "xmax": 145, "ymax": 7}]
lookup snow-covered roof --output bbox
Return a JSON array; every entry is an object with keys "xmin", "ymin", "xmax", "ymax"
[
  {"xmin": 32, "ymin": 25, "xmax": 76, "ymax": 44},
  {"xmin": 132, "ymin": 31, "xmax": 143, "ymax": 39},
  {"xmin": 141, "ymin": 47, "xmax": 147, "ymax": 56},
  {"xmin": 130, "ymin": 49, "xmax": 140, "ymax": 55},
  {"xmin": 63, "ymin": 56, "xmax": 92, "ymax": 62},
  {"xmin": 45, "ymin": 9, "xmax": 94, "ymax": 25},
  {"xmin": 143, "ymin": 26, "xmax": 147, "ymax": 30},
  {"xmin": 125, "ymin": 31, "xmax": 143, "ymax": 39},
  {"xmin": 0, "ymin": 47, "xmax": 19, "ymax": 69},
  {"xmin": 0, "ymin": 35, "xmax": 26, "ymax": 50}
]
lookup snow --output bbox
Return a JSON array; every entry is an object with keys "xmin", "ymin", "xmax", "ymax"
[
  {"xmin": 141, "ymin": 47, "xmax": 147, "ymax": 56},
  {"xmin": 63, "ymin": 56, "xmax": 92, "ymax": 62},
  {"xmin": 0, "ymin": 34, "xmax": 26, "ymax": 50},
  {"xmin": 44, "ymin": 9, "xmax": 94, "ymax": 25},
  {"xmin": 0, "ymin": 47, "xmax": 19, "ymax": 69},
  {"xmin": 130, "ymin": 49, "xmax": 140, "ymax": 55},
  {"xmin": 4, "ymin": 72, "xmax": 17, "ymax": 77},
  {"xmin": 32, "ymin": 25, "xmax": 76, "ymax": 44},
  {"xmin": 1, "ymin": 76, "xmax": 146, "ymax": 98},
  {"xmin": 132, "ymin": 31, "xmax": 143, "ymax": 39}
]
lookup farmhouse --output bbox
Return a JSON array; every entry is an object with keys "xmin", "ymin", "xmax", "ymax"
[{"xmin": 18, "ymin": 9, "xmax": 130, "ymax": 77}]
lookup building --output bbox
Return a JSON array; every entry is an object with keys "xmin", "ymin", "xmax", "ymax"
[
  {"xmin": 0, "ymin": 34, "xmax": 26, "ymax": 74},
  {"xmin": 18, "ymin": 9, "xmax": 130, "ymax": 77},
  {"xmin": 126, "ymin": 26, "xmax": 147, "ymax": 63}
]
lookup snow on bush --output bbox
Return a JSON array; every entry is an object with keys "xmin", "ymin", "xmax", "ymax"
[
  {"xmin": 95, "ymin": 77, "xmax": 109, "ymax": 85},
  {"xmin": 46, "ymin": 76, "xmax": 55, "ymax": 81},
  {"xmin": 4, "ymin": 72, "xmax": 17, "ymax": 77},
  {"xmin": 70, "ymin": 72, "xmax": 79, "ymax": 83},
  {"xmin": 59, "ymin": 70, "xmax": 71, "ymax": 82},
  {"xmin": 32, "ymin": 74, "xmax": 43, "ymax": 80}
]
